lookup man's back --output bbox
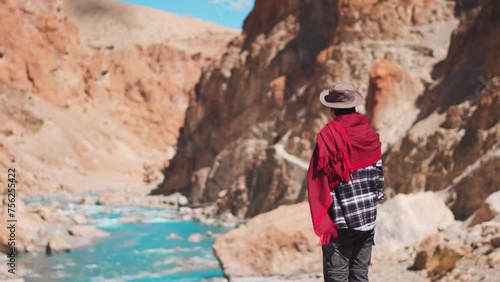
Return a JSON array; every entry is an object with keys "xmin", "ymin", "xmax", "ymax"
[{"xmin": 329, "ymin": 158, "xmax": 384, "ymax": 231}]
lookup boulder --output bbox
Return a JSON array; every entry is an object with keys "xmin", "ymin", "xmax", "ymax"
[
  {"xmin": 67, "ymin": 225, "xmax": 110, "ymax": 238},
  {"xmin": 412, "ymin": 233, "xmax": 443, "ymax": 270},
  {"xmin": 72, "ymin": 214, "xmax": 88, "ymax": 225},
  {"xmin": 487, "ymin": 248, "xmax": 500, "ymax": 268},
  {"xmin": 375, "ymin": 192, "xmax": 456, "ymax": 251},
  {"xmin": 213, "ymin": 202, "xmax": 320, "ymax": 277},
  {"xmin": 29, "ymin": 204, "xmax": 70, "ymax": 224},
  {"xmin": 412, "ymin": 232, "xmax": 470, "ymax": 277},
  {"xmin": 463, "ymin": 221, "xmax": 500, "ymax": 249},
  {"xmin": 178, "ymin": 206, "xmax": 193, "ymax": 220},
  {"xmin": 468, "ymin": 191, "xmax": 500, "ymax": 227},
  {"xmin": 79, "ymin": 196, "xmax": 97, "ymax": 205},
  {"xmin": 426, "ymin": 244, "xmax": 466, "ymax": 278},
  {"xmin": 481, "ymin": 222, "xmax": 500, "ymax": 238},
  {"xmin": 465, "ymin": 223, "xmax": 483, "ymax": 247},
  {"xmin": 491, "ymin": 236, "xmax": 500, "ymax": 248},
  {"xmin": 178, "ymin": 194, "xmax": 189, "ymax": 206},
  {"xmin": 216, "ymin": 211, "xmax": 240, "ymax": 227},
  {"xmin": 0, "ymin": 197, "xmax": 46, "ymax": 253},
  {"xmin": 162, "ymin": 192, "xmax": 189, "ymax": 206},
  {"xmin": 169, "ymin": 233, "xmax": 180, "ymax": 239},
  {"xmin": 46, "ymin": 236, "xmax": 71, "ymax": 254},
  {"xmin": 188, "ymin": 233, "xmax": 203, "ymax": 243},
  {"xmin": 117, "ymin": 217, "xmax": 141, "ymax": 223},
  {"xmin": 96, "ymin": 191, "xmax": 123, "ymax": 206}
]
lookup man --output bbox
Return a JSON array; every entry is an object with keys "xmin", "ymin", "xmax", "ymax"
[{"xmin": 307, "ymin": 82, "xmax": 384, "ymax": 282}]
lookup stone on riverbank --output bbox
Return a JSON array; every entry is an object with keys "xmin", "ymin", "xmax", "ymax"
[
  {"xmin": 117, "ymin": 216, "xmax": 142, "ymax": 223},
  {"xmin": 188, "ymin": 233, "xmax": 203, "ymax": 243},
  {"xmin": 72, "ymin": 214, "xmax": 88, "ymax": 225},
  {"xmin": 46, "ymin": 236, "xmax": 71, "ymax": 254},
  {"xmin": 67, "ymin": 225, "xmax": 110, "ymax": 238},
  {"xmin": 213, "ymin": 202, "xmax": 319, "ymax": 277}
]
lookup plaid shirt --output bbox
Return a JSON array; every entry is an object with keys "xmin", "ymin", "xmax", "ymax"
[{"xmin": 328, "ymin": 158, "xmax": 384, "ymax": 231}]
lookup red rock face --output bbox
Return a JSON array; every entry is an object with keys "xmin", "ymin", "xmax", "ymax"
[
  {"xmin": 0, "ymin": 0, "xmax": 236, "ymax": 197},
  {"xmin": 0, "ymin": 1, "xmax": 193, "ymax": 148},
  {"xmin": 242, "ymin": 0, "xmax": 302, "ymax": 47},
  {"xmin": 159, "ymin": 0, "xmax": 478, "ymax": 221},
  {"xmin": 385, "ymin": 0, "xmax": 500, "ymax": 218},
  {"xmin": 157, "ymin": 0, "xmax": 349, "ymax": 200},
  {"xmin": 417, "ymin": 0, "xmax": 500, "ymax": 119},
  {"xmin": 0, "ymin": 0, "xmax": 83, "ymax": 98},
  {"xmin": 90, "ymin": 44, "xmax": 200, "ymax": 149},
  {"xmin": 366, "ymin": 60, "xmax": 424, "ymax": 149},
  {"xmin": 0, "ymin": 0, "xmax": 207, "ymax": 150}
]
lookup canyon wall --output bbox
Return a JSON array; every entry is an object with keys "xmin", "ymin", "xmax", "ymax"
[
  {"xmin": 156, "ymin": 0, "xmax": 497, "ymax": 223},
  {"xmin": 0, "ymin": 0, "xmax": 236, "ymax": 196},
  {"xmin": 384, "ymin": 0, "xmax": 499, "ymax": 219}
]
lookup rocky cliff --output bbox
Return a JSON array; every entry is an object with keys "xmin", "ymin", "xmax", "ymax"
[
  {"xmin": 159, "ymin": 0, "xmax": 497, "ymax": 221},
  {"xmin": 385, "ymin": 0, "xmax": 500, "ymax": 219},
  {"xmin": 0, "ymin": 0, "xmax": 236, "ymax": 196},
  {"xmin": 172, "ymin": 2, "xmax": 499, "ymax": 278}
]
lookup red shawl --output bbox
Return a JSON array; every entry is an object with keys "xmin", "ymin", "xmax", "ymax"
[{"xmin": 307, "ymin": 113, "xmax": 382, "ymax": 245}]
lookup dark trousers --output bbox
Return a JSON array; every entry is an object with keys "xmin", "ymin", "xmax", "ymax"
[{"xmin": 322, "ymin": 228, "xmax": 375, "ymax": 282}]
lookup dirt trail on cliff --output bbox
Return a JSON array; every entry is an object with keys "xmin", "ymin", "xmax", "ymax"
[{"xmin": 273, "ymin": 144, "xmax": 309, "ymax": 170}]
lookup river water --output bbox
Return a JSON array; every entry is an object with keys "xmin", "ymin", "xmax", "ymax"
[{"xmin": 18, "ymin": 203, "xmax": 229, "ymax": 281}]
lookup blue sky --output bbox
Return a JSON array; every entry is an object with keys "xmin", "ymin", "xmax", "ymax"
[{"xmin": 120, "ymin": 0, "xmax": 254, "ymax": 30}]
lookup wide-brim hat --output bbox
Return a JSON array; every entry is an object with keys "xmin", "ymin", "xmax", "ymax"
[{"xmin": 319, "ymin": 82, "xmax": 364, "ymax": 108}]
